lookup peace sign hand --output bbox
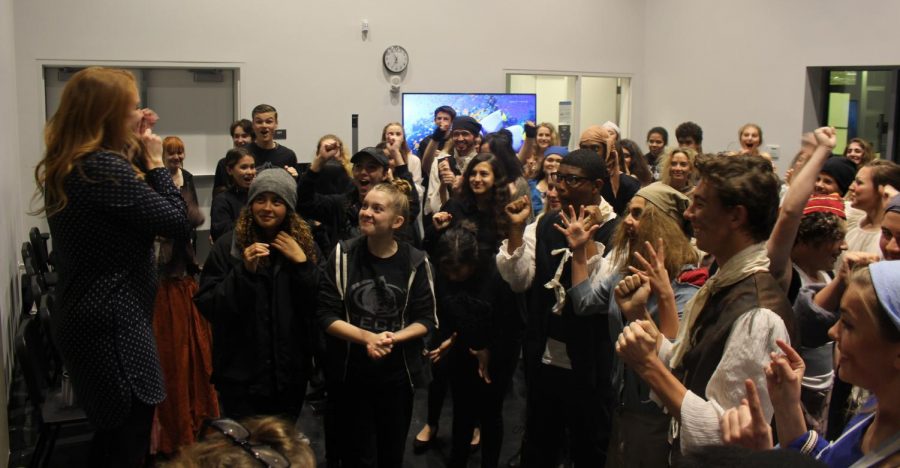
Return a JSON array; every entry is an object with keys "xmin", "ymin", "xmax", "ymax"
[{"xmin": 629, "ymin": 238, "xmax": 675, "ymax": 299}]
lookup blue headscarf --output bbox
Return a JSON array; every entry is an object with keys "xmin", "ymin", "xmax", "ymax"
[
  {"xmin": 886, "ymin": 194, "xmax": 900, "ymax": 215},
  {"xmin": 870, "ymin": 261, "xmax": 900, "ymax": 332},
  {"xmin": 544, "ymin": 146, "xmax": 569, "ymax": 158}
]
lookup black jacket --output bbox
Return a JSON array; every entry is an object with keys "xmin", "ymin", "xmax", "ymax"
[
  {"xmin": 316, "ymin": 236, "xmax": 437, "ymax": 388},
  {"xmin": 210, "ymin": 186, "xmax": 248, "ymax": 242},
  {"xmin": 297, "ymin": 164, "xmax": 421, "ymax": 254},
  {"xmin": 194, "ymin": 230, "xmax": 320, "ymax": 403}
]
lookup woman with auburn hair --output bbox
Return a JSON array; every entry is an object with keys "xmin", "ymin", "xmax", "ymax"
[
  {"xmin": 34, "ymin": 67, "xmax": 190, "ymax": 467},
  {"xmin": 659, "ymin": 147, "xmax": 698, "ymax": 194}
]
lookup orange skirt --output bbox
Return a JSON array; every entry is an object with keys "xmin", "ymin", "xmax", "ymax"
[{"xmin": 151, "ymin": 276, "xmax": 219, "ymax": 455}]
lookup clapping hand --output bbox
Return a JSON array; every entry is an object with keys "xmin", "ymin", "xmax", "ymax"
[
  {"xmin": 720, "ymin": 379, "xmax": 774, "ymax": 450},
  {"xmin": 553, "ymin": 205, "xmax": 600, "ymax": 250},
  {"xmin": 138, "ymin": 108, "xmax": 159, "ymax": 136}
]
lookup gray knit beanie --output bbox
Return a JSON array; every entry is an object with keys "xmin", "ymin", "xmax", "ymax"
[{"xmin": 247, "ymin": 167, "xmax": 297, "ymax": 212}]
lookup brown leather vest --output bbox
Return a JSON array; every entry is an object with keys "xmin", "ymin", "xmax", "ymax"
[{"xmin": 673, "ymin": 271, "xmax": 797, "ymax": 397}]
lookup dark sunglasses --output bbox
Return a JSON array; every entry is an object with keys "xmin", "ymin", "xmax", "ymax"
[
  {"xmin": 200, "ymin": 418, "xmax": 291, "ymax": 468},
  {"xmin": 549, "ymin": 172, "xmax": 592, "ymax": 187}
]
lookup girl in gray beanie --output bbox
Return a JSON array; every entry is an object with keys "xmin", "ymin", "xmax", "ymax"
[{"xmin": 195, "ymin": 166, "xmax": 321, "ymax": 419}]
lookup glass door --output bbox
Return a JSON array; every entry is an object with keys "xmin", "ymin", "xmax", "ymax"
[
  {"xmin": 507, "ymin": 72, "xmax": 630, "ymax": 148},
  {"xmin": 825, "ymin": 69, "xmax": 898, "ymax": 160}
]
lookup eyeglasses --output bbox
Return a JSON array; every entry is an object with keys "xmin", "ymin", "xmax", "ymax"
[
  {"xmin": 200, "ymin": 418, "xmax": 292, "ymax": 468},
  {"xmin": 579, "ymin": 143, "xmax": 603, "ymax": 153},
  {"xmin": 549, "ymin": 172, "xmax": 591, "ymax": 187}
]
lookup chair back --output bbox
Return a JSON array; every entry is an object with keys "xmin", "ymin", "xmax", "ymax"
[
  {"xmin": 15, "ymin": 315, "xmax": 51, "ymax": 409},
  {"xmin": 29, "ymin": 227, "xmax": 52, "ymax": 274},
  {"xmin": 37, "ymin": 294, "xmax": 63, "ymax": 386}
]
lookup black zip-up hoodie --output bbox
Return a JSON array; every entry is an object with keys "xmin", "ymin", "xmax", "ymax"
[{"xmin": 316, "ymin": 236, "xmax": 437, "ymax": 389}]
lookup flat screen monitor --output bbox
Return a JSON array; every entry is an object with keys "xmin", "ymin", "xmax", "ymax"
[{"xmin": 402, "ymin": 93, "xmax": 537, "ymax": 154}]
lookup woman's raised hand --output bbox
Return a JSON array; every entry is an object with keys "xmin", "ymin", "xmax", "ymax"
[
  {"xmin": 630, "ymin": 238, "xmax": 674, "ymax": 299},
  {"xmin": 764, "ymin": 339, "xmax": 805, "ymax": 410},
  {"xmin": 140, "ymin": 128, "xmax": 164, "ymax": 170},
  {"xmin": 813, "ymin": 126, "xmax": 837, "ymax": 150},
  {"xmin": 614, "ymin": 273, "xmax": 652, "ymax": 322}
]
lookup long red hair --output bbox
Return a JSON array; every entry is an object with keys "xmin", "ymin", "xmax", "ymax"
[{"xmin": 35, "ymin": 67, "xmax": 143, "ymax": 215}]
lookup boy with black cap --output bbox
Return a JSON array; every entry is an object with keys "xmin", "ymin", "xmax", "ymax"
[
  {"xmin": 425, "ymin": 115, "xmax": 482, "ymax": 216},
  {"xmin": 297, "ymin": 146, "xmax": 419, "ymax": 255}
]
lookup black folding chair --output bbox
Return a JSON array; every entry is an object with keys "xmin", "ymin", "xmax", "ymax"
[{"xmin": 15, "ymin": 315, "xmax": 89, "ymax": 468}]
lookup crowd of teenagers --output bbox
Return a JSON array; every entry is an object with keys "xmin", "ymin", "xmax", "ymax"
[{"xmin": 33, "ymin": 67, "xmax": 900, "ymax": 467}]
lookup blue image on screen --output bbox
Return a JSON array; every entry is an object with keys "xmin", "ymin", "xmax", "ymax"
[{"xmin": 402, "ymin": 93, "xmax": 537, "ymax": 154}]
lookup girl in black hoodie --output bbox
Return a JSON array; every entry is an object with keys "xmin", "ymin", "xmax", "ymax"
[{"xmin": 316, "ymin": 179, "xmax": 437, "ymax": 468}]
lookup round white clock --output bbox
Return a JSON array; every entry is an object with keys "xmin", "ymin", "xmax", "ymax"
[{"xmin": 383, "ymin": 45, "xmax": 409, "ymax": 74}]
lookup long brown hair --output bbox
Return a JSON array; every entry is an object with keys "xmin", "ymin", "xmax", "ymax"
[
  {"xmin": 35, "ymin": 67, "xmax": 144, "ymax": 216},
  {"xmin": 610, "ymin": 198, "xmax": 698, "ymax": 278},
  {"xmin": 234, "ymin": 207, "xmax": 318, "ymax": 266},
  {"xmin": 381, "ymin": 122, "xmax": 412, "ymax": 161}
]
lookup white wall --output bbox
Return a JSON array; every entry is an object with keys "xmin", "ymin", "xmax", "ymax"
[
  {"xmin": 13, "ymin": 0, "xmax": 647, "ymax": 224},
  {"xmin": 0, "ymin": 0, "xmax": 20, "ymax": 463},
  {"xmin": 638, "ymin": 0, "xmax": 900, "ymax": 170}
]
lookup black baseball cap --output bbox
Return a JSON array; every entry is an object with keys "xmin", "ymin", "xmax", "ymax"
[{"xmin": 350, "ymin": 147, "xmax": 389, "ymax": 168}]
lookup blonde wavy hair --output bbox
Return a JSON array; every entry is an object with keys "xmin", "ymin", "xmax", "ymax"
[
  {"xmin": 659, "ymin": 147, "xmax": 697, "ymax": 190},
  {"xmin": 161, "ymin": 416, "xmax": 315, "ymax": 468}
]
